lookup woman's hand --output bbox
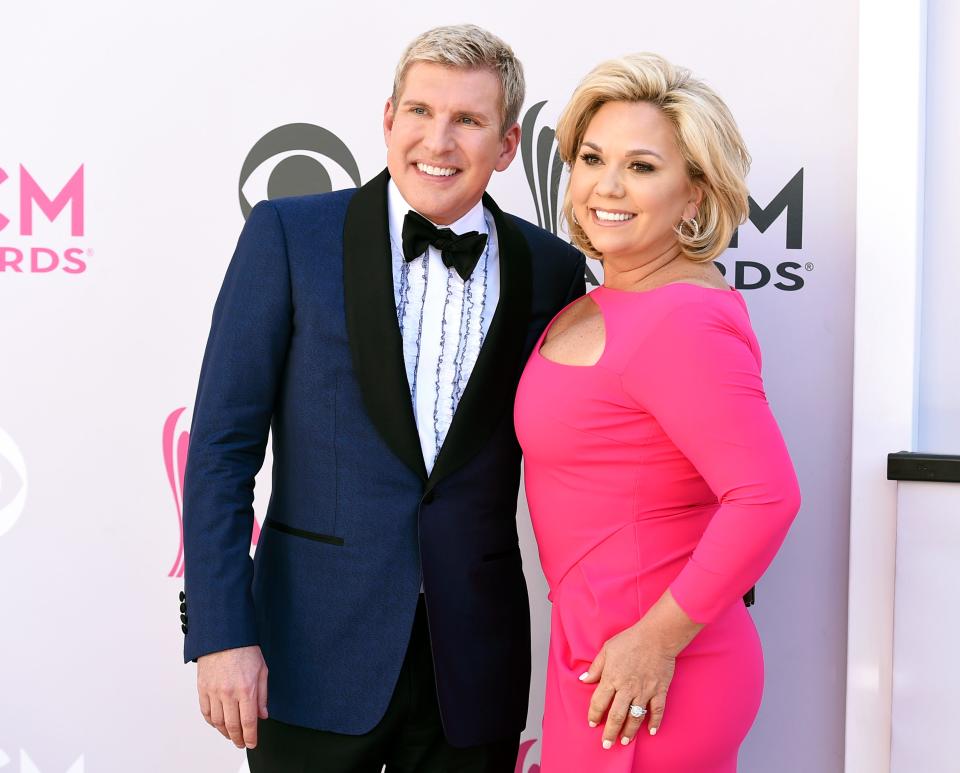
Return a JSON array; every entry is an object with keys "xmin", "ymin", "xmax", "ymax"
[{"xmin": 579, "ymin": 589, "xmax": 703, "ymax": 747}]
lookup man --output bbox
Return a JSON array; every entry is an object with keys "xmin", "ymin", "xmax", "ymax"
[{"xmin": 181, "ymin": 24, "xmax": 585, "ymax": 772}]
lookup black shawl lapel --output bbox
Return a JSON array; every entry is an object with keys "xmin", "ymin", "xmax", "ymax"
[
  {"xmin": 343, "ymin": 169, "xmax": 428, "ymax": 481},
  {"xmin": 427, "ymin": 192, "xmax": 533, "ymax": 488}
]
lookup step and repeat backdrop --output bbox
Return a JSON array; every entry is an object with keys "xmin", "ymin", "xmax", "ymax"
[{"xmin": 0, "ymin": 1, "xmax": 856, "ymax": 771}]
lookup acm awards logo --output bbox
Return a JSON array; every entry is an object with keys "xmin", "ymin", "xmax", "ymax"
[
  {"xmin": 515, "ymin": 739, "xmax": 541, "ymax": 773},
  {"xmin": 521, "ymin": 101, "xmax": 598, "ymax": 287},
  {"xmin": 519, "ymin": 101, "xmax": 809, "ymax": 291},
  {"xmin": 164, "ymin": 408, "xmax": 261, "ymax": 579},
  {"xmin": 0, "ymin": 164, "xmax": 90, "ymax": 275},
  {"xmin": 0, "ymin": 427, "xmax": 27, "ymax": 538},
  {"xmin": 0, "ymin": 750, "xmax": 83, "ymax": 773}
]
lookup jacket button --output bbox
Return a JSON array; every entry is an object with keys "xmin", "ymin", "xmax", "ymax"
[
  {"xmin": 180, "ymin": 602, "xmax": 187, "ymax": 613},
  {"xmin": 180, "ymin": 613, "xmax": 188, "ymax": 624},
  {"xmin": 423, "ymin": 490, "xmax": 435, "ymax": 504},
  {"xmin": 179, "ymin": 591, "xmax": 186, "ymax": 603},
  {"xmin": 181, "ymin": 624, "xmax": 188, "ymax": 634}
]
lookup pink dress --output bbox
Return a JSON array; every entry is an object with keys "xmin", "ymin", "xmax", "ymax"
[{"xmin": 514, "ymin": 283, "xmax": 801, "ymax": 772}]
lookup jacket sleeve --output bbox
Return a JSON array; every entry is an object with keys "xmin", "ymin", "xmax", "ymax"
[
  {"xmin": 562, "ymin": 247, "xmax": 588, "ymax": 306},
  {"xmin": 620, "ymin": 300, "xmax": 801, "ymax": 624},
  {"xmin": 181, "ymin": 200, "xmax": 292, "ymax": 662}
]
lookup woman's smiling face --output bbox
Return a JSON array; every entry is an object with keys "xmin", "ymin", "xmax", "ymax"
[{"xmin": 568, "ymin": 100, "xmax": 702, "ymax": 263}]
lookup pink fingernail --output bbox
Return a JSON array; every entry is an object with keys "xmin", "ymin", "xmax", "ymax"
[
  {"xmin": 649, "ymin": 727, "xmax": 658, "ymax": 736},
  {"xmin": 579, "ymin": 672, "xmax": 589, "ymax": 681},
  {"xmin": 602, "ymin": 740, "xmax": 613, "ymax": 750},
  {"xmin": 589, "ymin": 721, "xmax": 597, "ymax": 728},
  {"xmin": 620, "ymin": 736, "xmax": 631, "ymax": 745}
]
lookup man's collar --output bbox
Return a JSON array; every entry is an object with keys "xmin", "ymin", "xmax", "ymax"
[{"xmin": 387, "ymin": 179, "xmax": 487, "ymax": 243}]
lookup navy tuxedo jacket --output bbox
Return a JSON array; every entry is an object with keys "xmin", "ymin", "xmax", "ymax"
[{"xmin": 181, "ymin": 169, "xmax": 586, "ymax": 746}]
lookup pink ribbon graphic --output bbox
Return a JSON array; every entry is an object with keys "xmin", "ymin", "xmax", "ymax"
[
  {"xmin": 164, "ymin": 407, "xmax": 262, "ymax": 578},
  {"xmin": 515, "ymin": 739, "xmax": 541, "ymax": 773},
  {"xmin": 163, "ymin": 408, "xmax": 189, "ymax": 578}
]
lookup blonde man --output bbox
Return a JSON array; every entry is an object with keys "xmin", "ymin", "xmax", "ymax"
[{"xmin": 181, "ymin": 24, "xmax": 585, "ymax": 772}]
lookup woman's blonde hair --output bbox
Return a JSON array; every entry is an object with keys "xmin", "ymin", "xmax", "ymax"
[{"xmin": 555, "ymin": 53, "xmax": 751, "ymax": 262}]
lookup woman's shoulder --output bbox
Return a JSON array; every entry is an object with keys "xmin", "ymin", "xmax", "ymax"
[
  {"xmin": 599, "ymin": 282, "xmax": 758, "ymax": 368},
  {"xmin": 599, "ymin": 281, "xmax": 750, "ymax": 330}
]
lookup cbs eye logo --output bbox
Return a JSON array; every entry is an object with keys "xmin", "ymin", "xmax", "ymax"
[
  {"xmin": 0, "ymin": 427, "xmax": 27, "ymax": 538},
  {"xmin": 238, "ymin": 123, "xmax": 362, "ymax": 219}
]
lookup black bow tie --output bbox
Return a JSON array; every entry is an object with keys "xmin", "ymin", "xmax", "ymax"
[{"xmin": 401, "ymin": 210, "xmax": 488, "ymax": 281}]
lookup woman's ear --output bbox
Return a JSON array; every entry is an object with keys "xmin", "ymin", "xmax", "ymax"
[{"xmin": 684, "ymin": 182, "xmax": 705, "ymax": 221}]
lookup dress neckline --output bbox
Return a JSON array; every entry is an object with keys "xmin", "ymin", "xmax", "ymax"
[{"xmin": 595, "ymin": 281, "xmax": 736, "ymax": 296}]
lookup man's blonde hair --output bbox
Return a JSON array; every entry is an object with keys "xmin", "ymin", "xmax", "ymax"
[
  {"xmin": 555, "ymin": 53, "xmax": 751, "ymax": 262},
  {"xmin": 392, "ymin": 24, "xmax": 525, "ymax": 137}
]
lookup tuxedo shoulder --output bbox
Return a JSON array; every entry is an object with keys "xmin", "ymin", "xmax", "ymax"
[
  {"xmin": 257, "ymin": 188, "xmax": 358, "ymax": 224},
  {"xmin": 504, "ymin": 214, "xmax": 584, "ymax": 271}
]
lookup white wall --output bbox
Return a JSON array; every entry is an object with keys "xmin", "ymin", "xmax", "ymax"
[
  {"xmin": 887, "ymin": 3, "xmax": 960, "ymax": 770},
  {"xmin": 0, "ymin": 2, "xmax": 856, "ymax": 771},
  {"xmin": 890, "ymin": 482, "xmax": 960, "ymax": 772},
  {"xmin": 845, "ymin": 0, "xmax": 928, "ymax": 769},
  {"xmin": 919, "ymin": 0, "xmax": 960, "ymax": 451}
]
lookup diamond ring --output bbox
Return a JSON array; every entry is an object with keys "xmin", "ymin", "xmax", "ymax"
[{"xmin": 629, "ymin": 703, "xmax": 647, "ymax": 719}]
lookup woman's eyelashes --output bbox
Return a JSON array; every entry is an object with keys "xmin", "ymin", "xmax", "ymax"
[{"xmin": 577, "ymin": 152, "xmax": 656, "ymax": 173}]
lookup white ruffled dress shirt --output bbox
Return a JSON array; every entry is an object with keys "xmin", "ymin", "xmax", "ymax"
[{"xmin": 387, "ymin": 180, "xmax": 501, "ymax": 475}]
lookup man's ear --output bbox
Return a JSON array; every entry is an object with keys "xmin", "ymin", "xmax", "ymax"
[
  {"xmin": 494, "ymin": 123, "xmax": 522, "ymax": 172},
  {"xmin": 383, "ymin": 99, "xmax": 395, "ymax": 146}
]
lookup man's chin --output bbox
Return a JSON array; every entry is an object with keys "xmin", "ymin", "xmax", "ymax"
[{"xmin": 403, "ymin": 189, "xmax": 479, "ymax": 226}]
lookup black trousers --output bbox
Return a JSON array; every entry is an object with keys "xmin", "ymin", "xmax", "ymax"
[{"xmin": 247, "ymin": 598, "xmax": 520, "ymax": 772}]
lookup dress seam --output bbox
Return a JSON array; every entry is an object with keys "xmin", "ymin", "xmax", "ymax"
[
  {"xmin": 548, "ymin": 521, "xmax": 641, "ymax": 593},
  {"xmin": 537, "ymin": 407, "xmax": 649, "ymax": 448},
  {"xmin": 632, "ymin": 474, "xmax": 645, "ymax": 616}
]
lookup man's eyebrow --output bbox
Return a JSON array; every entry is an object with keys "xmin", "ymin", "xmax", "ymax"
[{"xmin": 582, "ymin": 140, "xmax": 664, "ymax": 160}]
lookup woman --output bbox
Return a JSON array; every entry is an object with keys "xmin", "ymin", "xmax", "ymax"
[{"xmin": 514, "ymin": 54, "xmax": 801, "ymax": 772}]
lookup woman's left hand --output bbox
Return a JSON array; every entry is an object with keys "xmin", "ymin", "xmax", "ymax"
[{"xmin": 580, "ymin": 589, "xmax": 703, "ymax": 748}]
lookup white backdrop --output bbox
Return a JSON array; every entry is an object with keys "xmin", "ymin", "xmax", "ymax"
[
  {"xmin": 920, "ymin": 0, "xmax": 960, "ymax": 452},
  {"xmin": 0, "ymin": 2, "xmax": 856, "ymax": 771}
]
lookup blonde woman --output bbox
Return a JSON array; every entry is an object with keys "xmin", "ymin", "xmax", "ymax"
[{"xmin": 514, "ymin": 54, "xmax": 800, "ymax": 771}]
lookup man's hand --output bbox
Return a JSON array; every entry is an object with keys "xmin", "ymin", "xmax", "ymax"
[{"xmin": 197, "ymin": 645, "xmax": 268, "ymax": 749}]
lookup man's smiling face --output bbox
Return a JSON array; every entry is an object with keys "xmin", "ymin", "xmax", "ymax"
[{"xmin": 383, "ymin": 62, "xmax": 520, "ymax": 225}]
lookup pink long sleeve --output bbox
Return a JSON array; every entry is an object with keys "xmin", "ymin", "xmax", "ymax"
[
  {"xmin": 517, "ymin": 284, "xmax": 788, "ymax": 769},
  {"xmin": 620, "ymin": 299, "xmax": 801, "ymax": 624}
]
